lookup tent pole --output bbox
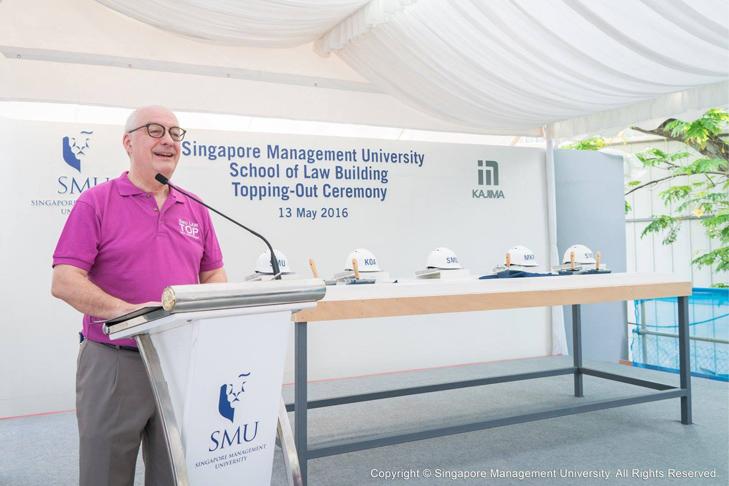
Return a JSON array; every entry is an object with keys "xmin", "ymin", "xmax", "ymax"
[{"xmin": 545, "ymin": 124, "xmax": 568, "ymax": 355}]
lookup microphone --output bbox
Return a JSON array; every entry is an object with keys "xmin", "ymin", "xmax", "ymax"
[{"xmin": 155, "ymin": 173, "xmax": 281, "ymax": 279}]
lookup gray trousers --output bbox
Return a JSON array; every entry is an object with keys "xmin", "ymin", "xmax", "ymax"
[{"xmin": 76, "ymin": 340, "xmax": 174, "ymax": 486}]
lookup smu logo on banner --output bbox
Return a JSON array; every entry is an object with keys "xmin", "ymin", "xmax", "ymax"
[
  {"xmin": 473, "ymin": 159, "xmax": 505, "ymax": 199},
  {"xmin": 62, "ymin": 131, "xmax": 93, "ymax": 172},
  {"xmin": 57, "ymin": 130, "xmax": 110, "ymax": 195},
  {"xmin": 209, "ymin": 372, "xmax": 260, "ymax": 452},
  {"xmin": 32, "ymin": 129, "xmax": 111, "ymax": 214}
]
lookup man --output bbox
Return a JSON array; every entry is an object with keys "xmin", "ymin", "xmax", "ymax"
[{"xmin": 51, "ymin": 106, "xmax": 227, "ymax": 485}]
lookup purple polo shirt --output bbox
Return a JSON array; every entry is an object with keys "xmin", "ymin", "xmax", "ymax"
[{"xmin": 53, "ymin": 172, "xmax": 224, "ymax": 347}]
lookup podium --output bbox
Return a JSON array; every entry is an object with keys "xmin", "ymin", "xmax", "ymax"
[{"xmin": 103, "ymin": 279, "xmax": 326, "ymax": 486}]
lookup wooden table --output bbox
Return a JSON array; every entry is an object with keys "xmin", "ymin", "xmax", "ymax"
[{"xmin": 289, "ymin": 273, "xmax": 692, "ymax": 485}]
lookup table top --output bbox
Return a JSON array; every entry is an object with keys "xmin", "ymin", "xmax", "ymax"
[{"xmin": 292, "ymin": 272, "xmax": 691, "ymax": 322}]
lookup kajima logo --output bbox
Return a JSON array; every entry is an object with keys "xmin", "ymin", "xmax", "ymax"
[
  {"xmin": 210, "ymin": 371, "xmax": 260, "ymax": 452},
  {"xmin": 473, "ymin": 159, "xmax": 505, "ymax": 199},
  {"xmin": 62, "ymin": 131, "xmax": 93, "ymax": 172},
  {"xmin": 477, "ymin": 160, "xmax": 499, "ymax": 186}
]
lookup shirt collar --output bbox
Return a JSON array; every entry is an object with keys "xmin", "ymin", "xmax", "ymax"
[
  {"xmin": 169, "ymin": 188, "xmax": 187, "ymax": 204},
  {"xmin": 116, "ymin": 171, "xmax": 186, "ymax": 204},
  {"xmin": 116, "ymin": 172, "xmax": 144, "ymax": 196}
]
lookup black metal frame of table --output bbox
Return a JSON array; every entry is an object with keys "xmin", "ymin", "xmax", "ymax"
[{"xmin": 288, "ymin": 298, "xmax": 692, "ymax": 486}]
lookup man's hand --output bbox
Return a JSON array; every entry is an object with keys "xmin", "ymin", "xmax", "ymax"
[
  {"xmin": 112, "ymin": 301, "xmax": 163, "ymax": 319},
  {"xmin": 52, "ymin": 264, "xmax": 137, "ymax": 320}
]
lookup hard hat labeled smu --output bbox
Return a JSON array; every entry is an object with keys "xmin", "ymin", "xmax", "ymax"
[
  {"xmin": 507, "ymin": 245, "xmax": 538, "ymax": 267},
  {"xmin": 344, "ymin": 248, "xmax": 381, "ymax": 272},
  {"xmin": 563, "ymin": 244, "xmax": 596, "ymax": 265},
  {"xmin": 426, "ymin": 247, "xmax": 463, "ymax": 269},
  {"xmin": 255, "ymin": 249, "xmax": 291, "ymax": 274}
]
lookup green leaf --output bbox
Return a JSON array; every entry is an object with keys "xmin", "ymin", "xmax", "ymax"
[
  {"xmin": 561, "ymin": 136, "xmax": 606, "ymax": 151},
  {"xmin": 704, "ymin": 108, "xmax": 729, "ymax": 121},
  {"xmin": 641, "ymin": 215, "xmax": 680, "ymax": 244},
  {"xmin": 677, "ymin": 192, "xmax": 728, "ymax": 212},
  {"xmin": 636, "ymin": 148, "xmax": 668, "ymax": 166},
  {"xmin": 676, "ymin": 157, "xmax": 726, "ymax": 175},
  {"xmin": 692, "ymin": 246, "xmax": 729, "ymax": 272},
  {"xmin": 684, "ymin": 122, "xmax": 709, "ymax": 147},
  {"xmin": 626, "ymin": 180, "xmax": 641, "ymax": 187},
  {"xmin": 659, "ymin": 185, "xmax": 691, "ymax": 205},
  {"xmin": 700, "ymin": 213, "xmax": 729, "ymax": 242},
  {"xmin": 668, "ymin": 151, "xmax": 691, "ymax": 161},
  {"xmin": 625, "ymin": 200, "xmax": 631, "ymax": 214},
  {"xmin": 666, "ymin": 119, "xmax": 688, "ymax": 137},
  {"xmin": 664, "ymin": 108, "xmax": 729, "ymax": 148}
]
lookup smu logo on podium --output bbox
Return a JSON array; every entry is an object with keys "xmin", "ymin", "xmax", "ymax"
[
  {"xmin": 209, "ymin": 372, "xmax": 260, "ymax": 452},
  {"xmin": 218, "ymin": 372, "xmax": 251, "ymax": 423}
]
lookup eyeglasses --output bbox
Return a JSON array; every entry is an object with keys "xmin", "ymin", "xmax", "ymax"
[{"xmin": 127, "ymin": 123, "xmax": 187, "ymax": 142}]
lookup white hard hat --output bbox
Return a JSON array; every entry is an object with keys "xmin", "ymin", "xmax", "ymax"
[
  {"xmin": 255, "ymin": 249, "xmax": 291, "ymax": 274},
  {"xmin": 507, "ymin": 245, "xmax": 539, "ymax": 267},
  {"xmin": 563, "ymin": 244, "xmax": 596, "ymax": 265},
  {"xmin": 426, "ymin": 247, "xmax": 462, "ymax": 269},
  {"xmin": 344, "ymin": 248, "xmax": 381, "ymax": 272}
]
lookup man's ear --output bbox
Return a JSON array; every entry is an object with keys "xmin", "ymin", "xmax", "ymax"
[{"xmin": 122, "ymin": 133, "xmax": 132, "ymax": 156}]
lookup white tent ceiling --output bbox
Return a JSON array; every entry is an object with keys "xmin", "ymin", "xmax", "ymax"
[{"xmin": 1, "ymin": 0, "xmax": 727, "ymax": 137}]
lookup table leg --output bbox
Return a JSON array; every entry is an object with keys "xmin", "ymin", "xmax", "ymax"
[
  {"xmin": 572, "ymin": 304, "xmax": 583, "ymax": 398},
  {"xmin": 677, "ymin": 296, "xmax": 692, "ymax": 424},
  {"xmin": 294, "ymin": 322, "xmax": 308, "ymax": 485}
]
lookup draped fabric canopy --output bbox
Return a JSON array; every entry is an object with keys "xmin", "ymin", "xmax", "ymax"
[
  {"xmin": 96, "ymin": 0, "xmax": 372, "ymax": 47},
  {"xmin": 34, "ymin": 0, "xmax": 729, "ymax": 135},
  {"xmin": 320, "ymin": 0, "xmax": 729, "ymax": 135}
]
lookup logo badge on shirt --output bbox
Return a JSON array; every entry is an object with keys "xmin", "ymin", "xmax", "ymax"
[{"xmin": 178, "ymin": 218, "xmax": 200, "ymax": 239}]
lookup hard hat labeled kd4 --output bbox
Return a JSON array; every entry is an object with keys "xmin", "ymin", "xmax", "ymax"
[{"xmin": 344, "ymin": 248, "xmax": 381, "ymax": 272}]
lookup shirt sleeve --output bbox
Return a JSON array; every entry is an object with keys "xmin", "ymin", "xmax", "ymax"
[
  {"xmin": 52, "ymin": 198, "xmax": 100, "ymax": 272},
  {"xmin": 200, "ymin": 208, "xmax": 224, "ymax": 272}
]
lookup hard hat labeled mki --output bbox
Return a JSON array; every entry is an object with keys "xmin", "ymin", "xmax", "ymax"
[
  {"xmin": 426, "ymin": 247, "xmax": 463, "ymax": 270},
  {"xmin": 507, "ymin": 245, "xmax": 539, "ymax": 267}
]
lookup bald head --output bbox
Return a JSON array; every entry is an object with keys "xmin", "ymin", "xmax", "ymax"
[
  {"xmin": 123, "ymin": 105, "xmax": 182, "ymax": 190},
  {"xmin": 125, "ymin": 105, "xmax": 179, "ymax": 133}
]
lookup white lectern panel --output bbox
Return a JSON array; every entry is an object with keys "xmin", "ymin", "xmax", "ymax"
[{"xmin": 150, "ymin": 311, "xmax": 291, "ymax": 485}]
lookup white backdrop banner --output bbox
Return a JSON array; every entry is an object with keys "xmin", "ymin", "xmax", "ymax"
[{"xmin": 0, "ymin": 117, "xmax": 553, "ymax": 416}]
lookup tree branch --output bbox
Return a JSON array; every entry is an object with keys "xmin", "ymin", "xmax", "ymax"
[
  {"xmin": 630, "ymin": 124, "xmax": 729, "ymax": 168},
  {"xmin": 625, "ymin": 171, "xmax": 727, "ymax": 195},
  {"xmin": 625, "ymin": 174, "xmax": 680, "ymax": 195}
]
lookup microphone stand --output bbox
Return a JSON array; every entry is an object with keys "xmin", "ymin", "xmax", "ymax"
[{"xmin": 155, "ymin": 173, "xmax": 281, "ymax": 279}]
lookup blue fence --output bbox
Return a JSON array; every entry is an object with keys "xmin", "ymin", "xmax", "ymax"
[{"xmin": 630, "ymin": 288, "xmax": 729, "ymax": 381}]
